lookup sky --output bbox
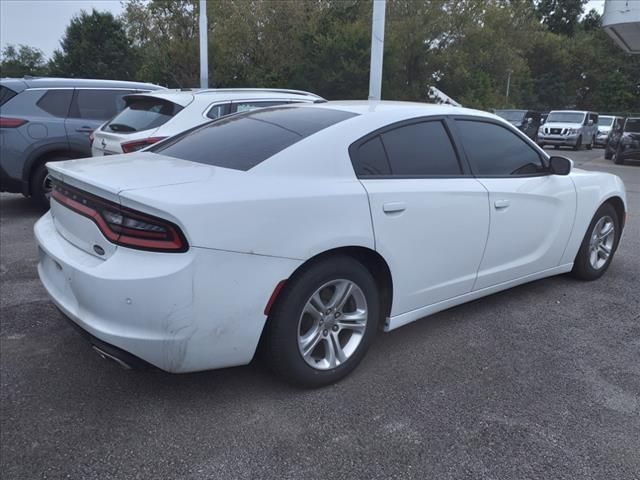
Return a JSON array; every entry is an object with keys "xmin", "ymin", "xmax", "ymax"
[{"xmin": 0, "ymin": 0, "xmax": 607, "ymax": 60}]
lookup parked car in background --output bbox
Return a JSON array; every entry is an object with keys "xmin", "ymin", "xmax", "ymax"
[
  {"xmin": 541, "ymin": 112, "xmax": 549, "ymax": 124},
  {"xmin": 35, "ymin": 102, "xmax": 627, "ymax": 387},
  {"xmin": 606, "ymin": 117, "xmax": 640, "ymax": 164},
  {"xmin": 596, "ymin": 115, "xmax": 624, "ymax": 147},
  {"xmin": 91, "ymin": 89, "xmax": 325, "ymax": 156},
  {"xmin": 494, "ymin": 109, "xmax": 542, "ymax": 141},
  {"xmin": 0, "ymin": 77, "xmax": 164, "ymax": 207},
  {"xmin": 537, "ymin": 110, "xmax": 599, "ymax": 150}
]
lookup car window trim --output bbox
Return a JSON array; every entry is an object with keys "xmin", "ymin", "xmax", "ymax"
[
  {"xmin": 449, "ymin": 115, "xmax": 551, "ymax": 179},
  {"xmin": 349, "ymin": 115, "xmax": 472, "ymax": 179}
]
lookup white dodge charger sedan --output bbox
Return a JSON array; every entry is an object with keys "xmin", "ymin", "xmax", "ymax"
[{"xmin": 35, "ymin": 102, "xmax": 627, "ymax": 387}]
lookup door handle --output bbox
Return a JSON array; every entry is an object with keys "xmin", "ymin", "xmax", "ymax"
[
  {"xmin": 383, "ymin": 202, "xmax": 407, "ymax": 214},
  {"xmin": 76, "ymin": 126, "xmax": 94, "ymax": 133},
  {"xmin": 494, "ymin": 199, "xmax": 510, "ymax": 209}
]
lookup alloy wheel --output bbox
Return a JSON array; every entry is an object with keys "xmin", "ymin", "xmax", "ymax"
[
  {"xmin": 297, "ymin": 279, "xmax": 368, "ymax": 370},
  {"xmin": 588, "ymin": 215, "xmax": 615, "ymax": 270}
]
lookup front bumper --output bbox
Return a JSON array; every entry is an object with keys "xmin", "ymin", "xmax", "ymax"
[
  {"xmin": 35, "ymin": 212, "xmax": 302, "ymax": 373},
  {"xmin": 538, "ymin": 133, "xmax": 580, "ymax": 146},
  {"xmin": 595, "ymin": 135, "xmax": 609, "ymax": 146}
]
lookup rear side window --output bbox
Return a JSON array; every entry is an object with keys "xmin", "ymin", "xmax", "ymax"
[
  {"xmin": 353, "ymin": 136, "xmax": 391, "ymax": 176},
  {"xmin": 206, "ymin": 103, "xmax": 231, "ymax": 120},
  {"xmin": 36, "ymin": 89, "xmax": 73, "ymax": 117},
  {"xmin": 380, "ymin": 121, "xmax": 461, "ymax": 176},
  {"xmin": 457, "ymin": 120, "xmax": 545, "ymax": 176},
  {"xmin": 231, "ymin": 100, "xmax": 290, "ymax": 114},
  {"xmin": 0, "ymin": 86, "xmax": 17, "ymax": 106},
  {"xmin": 152, "ymin": 106, "xmax": 357, "ymax": 171},
  {"xmin": 69, "ymin": 89, "xmax": 130, "ymax": 120},
  {"xmin": 106, "ymin": 98, "xmax": 183, "ymax": 133}
]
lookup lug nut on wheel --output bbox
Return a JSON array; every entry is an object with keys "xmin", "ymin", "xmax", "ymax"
[
  {"xmin": 332, "ymin": 325, "xmax": 338, "ymax": 331},
  {"xmin": 323, "ymin": 329, "xmax": 328, "ymax": 336}
]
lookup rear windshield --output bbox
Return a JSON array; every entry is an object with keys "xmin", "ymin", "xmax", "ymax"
[
  {"xmin": 0, "ymin": 86, "xmax": 17, "ymax": 106},
  {"xmin": 546, "ymin": 112, "xmax": 585, "ymax": 124},
  {"xmin": 495, "ymin": 110, "xmax": 525, "ymax": 122},
  {"xmin": 104, "ymin": 97, "xmax": 183, "ymax": 133},
  {"xmin": 151, "ymin": 106, "xmax": 358, "ymax": 171},
  {"xmin": 624, "ymin": 119, "xmax": 640, "ymax": 133}
]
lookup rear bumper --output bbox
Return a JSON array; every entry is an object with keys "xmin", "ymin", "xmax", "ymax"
[{"xmin": 35, "ymin": 212, "xmax": 302, "ymax": 373}]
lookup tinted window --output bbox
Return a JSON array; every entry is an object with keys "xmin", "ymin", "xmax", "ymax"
[
  {"xmin": 457, "ymin": 120, "xmax": 545, "ymax": 176},
  {"xmin": 0, "ymin": 86, "xmax": 17, "ymax": 106},
  {"xmin": 624, "ymin": 119, "xmax": 640, "ymax": 133},
  {"xmin": 69, "ymin": 89, "xmax": 130, "ymax": 120},
  {"xmin": 153, "ymin": 106, "xmax": 357, "ymax": 171},
  {"xmin": 379, "ymin": 121, "xmax": 461, "ymax": 176},
  {"xmin": 206, "ymin": 103, "xmax": 231, "ymax": 119},
  {"xmin": 353, "ymin": 136, "xmax": 391, "ymax": 176},
  {"xmin": 106, "ymin": 98, "xmax": 183, "ymax": 133},
  {"xmin": 36, "ymin": 89, "xmax": 73, "ymax": 117},
  {"xmin": 547, "ymin": 112, "xmax": 585, "ymax": 124}
]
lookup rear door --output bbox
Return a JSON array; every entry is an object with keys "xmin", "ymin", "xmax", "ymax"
[
  {"xmin": 65, "ymin": 89, "xmax": 136, "ymax": 157},
  {"xmin": 353, "ymin": 118, "xmax": 490, "ymax": 316},
  {"xmin": 453, "ymin": 118, "xmax": 576, "ymax": 289}
]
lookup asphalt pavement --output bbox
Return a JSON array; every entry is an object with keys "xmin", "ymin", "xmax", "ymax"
[{"xmin": 1, "ymin": 148, "xmax": 639, "ymax": 479}]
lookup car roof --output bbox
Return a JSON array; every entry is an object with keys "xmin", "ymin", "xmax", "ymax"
[
  {"xmin": 0, "ymin": 77, "xmax": 165, "ymax": 91},
  {"xmin": 124, "ymin": 88, "xmax": 324, "ymax": 107},
  {"xmin": 548, "ymin": 110, "xmax": 593, "ymax": 114}
]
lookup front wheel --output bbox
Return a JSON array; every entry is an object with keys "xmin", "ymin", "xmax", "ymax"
[
  {"xmin": 573, "ymin": 135, "xmax": 583, "ymax": 151},
  {"xmin": 586, "ymin": 136, "xmax": 594, "ymax": 150},
  {"xmin": 613, "ymin": 148, "xmax": 624, "ymax": 165},
  {"xmin": 571, "ymin": 203, "xmax": 620, "ymax": 281},
  {"xmin": 265, "ymin": 256, "xmax": 379, "ymax": 388}
]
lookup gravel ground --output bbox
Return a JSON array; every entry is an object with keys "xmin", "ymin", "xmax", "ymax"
[{"xmin": 1, "ymin": 149, "xmax": 639, "ymax": 479}]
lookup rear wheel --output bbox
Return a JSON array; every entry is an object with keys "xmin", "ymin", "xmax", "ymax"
[
  {"xmin": 571, "ymin": 203, "xmax": 620, "ymax": 281},
  {"xmin": 265, "ymin": 256, "xmax": 379, "ymax": 388},
  {"xmin": 30, "ymin": 157, "xmax": 69, "ymax": 210},
  {"xmin": 613, "ymin": 147, "xmax": 624, "ymax": 165}
]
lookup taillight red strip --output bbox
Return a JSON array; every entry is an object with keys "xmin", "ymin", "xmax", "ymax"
[
  {"xmin": 0, "ymin": 117, "xmax": 28, "ymax": 128},
  {"xmin": 51, "ymin": 181, "xmax": 188, "ymax": 253},
  {"xmin": 121, "ymin": 136, "xmax": 167, "ymax": 153}
]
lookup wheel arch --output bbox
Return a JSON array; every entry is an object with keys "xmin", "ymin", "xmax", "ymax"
[
  {"xmin": 604, "ymin": 195, "xmax": 626, "ymax": 232},
  {"xmin": 22, "ymin": 146, "xmax": 83, "ymax": 196}
]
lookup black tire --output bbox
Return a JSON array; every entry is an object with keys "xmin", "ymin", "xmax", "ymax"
[
  {"xmin": 613, "ymin": 148, "xmax": 624, "ymax": 165},
  {"xmin": 30, "ymin": 157, "xmax": 69, "ymax": 210},
  {"xmin": 571, "ymin": 203, "xmax": 620, "ymax": 281},
  {"xmin": 573, "ymin": 135, "xmax": 582, "ymax": 151},
  {"xmin": 586, "ymin": 136, "xmax": 594, "ymax": 150},
  {"xmin": 265, "ymin": 255, "xmax": 379, "ymax": 388},
  {"xmin": 604, "ymin": 147, "xmax": 613, "ymax": 160}
]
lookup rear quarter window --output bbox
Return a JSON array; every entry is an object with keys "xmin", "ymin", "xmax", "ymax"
[
  {"xmin": 151, "ymin": 106, "xmax": 357, "ymax": 171},
  {"xmin": 0, "ymin": 86, "xmax": 17, "ymax": 106},
  {"xmin": 36, "ymin": 89, "xmax": 73, "ymax": 117}
]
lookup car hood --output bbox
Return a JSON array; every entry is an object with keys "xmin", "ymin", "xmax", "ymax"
[{"xmin": 46, "ymin": 152, "xmax": 221, "ymax": 201}]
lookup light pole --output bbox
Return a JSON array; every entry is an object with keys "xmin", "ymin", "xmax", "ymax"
[
  {"xmin": 199, "ymin": 0, "xmax": 209, "ymax": 88},
  {"xmin": 368, "ymin": 0, "xmax": 386, "ymax": 100},
  {"xmin": 505, "ymin": 69, "xmax": 513, "ymax": 106}
]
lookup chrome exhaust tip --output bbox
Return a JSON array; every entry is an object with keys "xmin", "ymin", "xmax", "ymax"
[{"xmin": 92, "ymin": 345, "xmax": 133, "ymax": 370}]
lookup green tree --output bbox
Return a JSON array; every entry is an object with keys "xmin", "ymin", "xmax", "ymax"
[
  {"xmin": 535, "ymin": 0, "xmax": 588, "ymax": 36},
  {"xmin": 0, "ymin": 44, "xmax": 48, "ymax": 77},
  {"xmin": 49, "ymin": 9, "xmax": 137, "ymax": 79}
]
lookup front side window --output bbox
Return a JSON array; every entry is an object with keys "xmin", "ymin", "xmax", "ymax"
[
  {"xmin": 69, "ymin": 89, "xmax": 131, "ymax": 120},
  {"xmin": 624, "ymin": 118, "xmax": 640, "ymax": 133},
  {"xmin": 36, "ymin": 89, "xmax": 73, "ymax": 117},
  {"xmin": 456, "ymin": 120, "xmax": 546, "ymax": 176}
]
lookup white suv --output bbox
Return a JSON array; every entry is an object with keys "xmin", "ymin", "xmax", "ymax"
[{"xmin": 91, "ymin": 88, "xmax": 324, "ymax": 155}]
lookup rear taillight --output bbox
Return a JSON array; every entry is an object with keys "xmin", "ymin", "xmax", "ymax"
[
  {"xmin": 121, "ymin": 137, "xmax": 167, "ymax": 154},
  {"xmin": 0, "ymin": 117, "xmax": 28, "ymax": 128},
  {"xmin": 50, "ymin": 179, "xmax": 188, "ymax": 253}
]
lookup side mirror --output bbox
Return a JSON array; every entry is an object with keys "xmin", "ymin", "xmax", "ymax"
[
  {"xmin": 588, "ymin": 119, "xmax": 594, "ymax": 126},
  {"xmin": 549, "ymin": 156, "xmax": 572, "ymax": 175}
]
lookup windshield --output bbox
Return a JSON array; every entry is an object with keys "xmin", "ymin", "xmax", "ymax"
[
  {"xmin": 495, "ymin": 110, "xmax": 526, "ymax": 122},
  {"xmin": 624, "ymin": 118, "xmax": 640, "ymax": 133},
  {"xmin": 105, "ymin": 97, "xmax": 183, "ymax": 133},
  {"xmin": 546, "ymin": 112, "xmax": 585, "ymax": 124},
  {"xmin": 598, "ymin": 116, "xmax": 614, "ymax": 127}
]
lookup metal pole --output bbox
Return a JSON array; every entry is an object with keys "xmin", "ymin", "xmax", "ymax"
[
  {"xmin": 199, "ymin": 0, "xmax": 208, "ymax": 88},
  {"xmin": 505, "ymin": 69, "xmax": 512, "ymax": 106},
  {"xmin": 368, "ymin": 0, "xmax": 386, "ymax": 100}
]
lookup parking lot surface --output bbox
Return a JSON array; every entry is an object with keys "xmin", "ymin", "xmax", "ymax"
[{"xmin": 1, "ymin": 149, "xmax": 639, "ymax": 479}]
